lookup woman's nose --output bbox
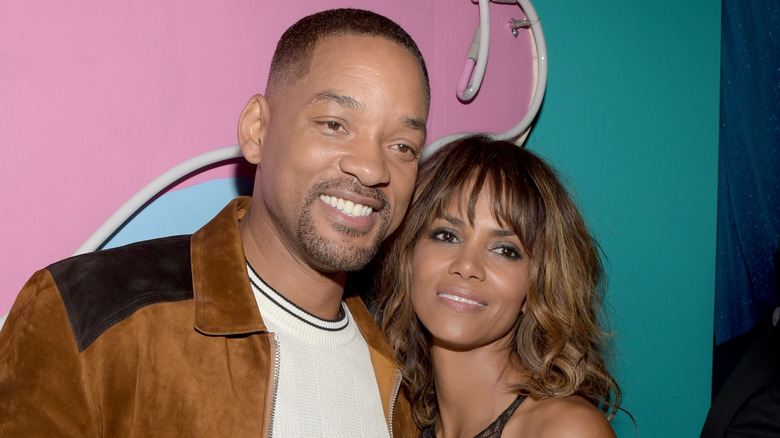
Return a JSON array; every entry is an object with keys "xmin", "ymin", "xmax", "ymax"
[{"xmin": 448, "ymin": 246, "xmax": 486, "ymax": 281}]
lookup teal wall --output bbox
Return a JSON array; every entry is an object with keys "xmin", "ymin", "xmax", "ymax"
[{"xmin": 527, "ymin": 1, "xmax": 721, "ymax": 436}]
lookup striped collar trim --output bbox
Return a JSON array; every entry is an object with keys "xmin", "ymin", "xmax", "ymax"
[{"xmin": 246, "ymin": 261, "xmax": 349, "ymax": 332}]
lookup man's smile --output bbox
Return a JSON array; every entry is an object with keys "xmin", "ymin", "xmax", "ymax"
[{"xmin": 319, "ymin": 194, "xmax": 374, "ymax": 217}]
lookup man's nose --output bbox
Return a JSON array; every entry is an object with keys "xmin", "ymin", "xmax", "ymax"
[{"xmin": 338, "ymin": 141, "xmax": 391, "ymax": 187}]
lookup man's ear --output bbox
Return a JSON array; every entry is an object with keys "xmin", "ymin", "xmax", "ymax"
[{"xmin": 237, "ymin": 94, "xmax": 270, "ymax": 164}]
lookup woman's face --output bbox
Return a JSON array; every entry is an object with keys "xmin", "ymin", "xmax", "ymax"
[{"xmin": 411, "ymin": 189, "xmax": 531, "ymax": 352}]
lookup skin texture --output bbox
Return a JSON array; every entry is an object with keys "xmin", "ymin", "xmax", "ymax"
[
  {"xmin": 412, "ymin": 191, "xmax": 530, "ymax": 352},
  {"xmin": 237, "ymin": 35, "xmax": 428, "ymax": 320},
  {"xmin": 414, "ymin": 188, "xmax": 616, "ymax": 438},
  {"xmin": 505, "ymin": 395, "xmax": 616, "ymax": 438}
]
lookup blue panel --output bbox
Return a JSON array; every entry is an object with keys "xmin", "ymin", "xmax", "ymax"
[{"xmin": 103, "ymin": 178, "xmax": 253, "ymax": 249}]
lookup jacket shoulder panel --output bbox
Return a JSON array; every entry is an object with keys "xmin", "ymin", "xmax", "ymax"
[{"xmin": 48, "ymin": 235, "xmax": 194, "ymax": 352}]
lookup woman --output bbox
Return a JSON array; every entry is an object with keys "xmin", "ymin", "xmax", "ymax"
[{"xmin": 375, "ymin": 135, "xmax": 620, "ymax": 437}]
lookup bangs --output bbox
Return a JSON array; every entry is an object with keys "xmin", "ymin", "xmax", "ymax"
[{"xmin": 415, "ymin": 137, "xmax": 546, "ymax": 258}]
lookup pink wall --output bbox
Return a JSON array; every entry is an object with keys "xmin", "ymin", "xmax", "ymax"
[{"xmin": 0, "ymin": 0, "xmax": 533, "ymax": 313}]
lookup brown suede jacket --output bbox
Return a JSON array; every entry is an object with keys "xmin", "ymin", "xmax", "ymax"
[{"xmin": 0, "ymin": 197, "xmax": 416, "ymax": 437}]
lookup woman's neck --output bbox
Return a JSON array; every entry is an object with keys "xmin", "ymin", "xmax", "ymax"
[{"xmin": 430, "ymin": 345, "xmax": 522, "ymax": 438}]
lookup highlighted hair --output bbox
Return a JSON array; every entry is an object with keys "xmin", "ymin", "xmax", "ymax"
[{"xmin": 375, "ymin": 135, "xmax": 621, "ymax": 427}]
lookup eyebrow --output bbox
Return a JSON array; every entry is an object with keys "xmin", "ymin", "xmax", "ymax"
[
  {"xmin": 490, "ymin": 229, "xmax": 516, "ymax": 238},
  {"xmin": 312, "ymin": 91, "xmax": 427, "ymax": 137},
  {"xmin": 403, "ymin": 116, "xmax": 427, "ymax": 137},
  {"xmin": 440, "ymin": 214, "xmax": 516, "ymax": 238},
  {"xmin": 441, "ymin": 215, "xmax": 464, "ymax": 227},
  {"xmin": 311, "ymin": 91, "xmax": 362, "ymax": 111}
]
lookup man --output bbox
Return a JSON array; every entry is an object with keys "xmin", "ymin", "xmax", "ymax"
[
  {"xmin": 0, "ymin": 8, "xmax": 428, "ymax": 437},
  {"xmin": 700, "ymin": 242, "xmax": 780, "ymax": 437}
]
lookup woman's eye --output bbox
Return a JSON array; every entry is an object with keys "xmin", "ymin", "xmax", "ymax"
[
  {"xmin": 431, "ymin": 229, "xmax": 458, "ymax": 243},
  {"xmin": 493, "ymin": 245, "xmax": 522, "ymax": 260}
]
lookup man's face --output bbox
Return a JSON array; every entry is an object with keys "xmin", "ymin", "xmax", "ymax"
[{"xmin": 258, "ymin": 35, "xmax": 428, "ymax": 273}]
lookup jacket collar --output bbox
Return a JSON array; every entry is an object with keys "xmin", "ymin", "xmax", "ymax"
[
  {"xmin": 191, "ymin": 196, "xmax": 267, "ymax": 335},
  {"xmin": 189, "ymin": 196, "xmax": 398, "ymax": 367},
  {"xmin": 345, "ymin": 294, "xmax": 403, "ymax": 422}
]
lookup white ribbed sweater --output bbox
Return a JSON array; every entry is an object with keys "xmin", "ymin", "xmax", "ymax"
[{"xmin": 247, "ymin": 264, "xmax": 390, "ymax": 438}]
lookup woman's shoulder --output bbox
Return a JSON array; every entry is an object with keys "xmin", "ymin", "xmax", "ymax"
[{"xmin": 503, "ymin": 394, "xmax": 616, "ymax": 438}]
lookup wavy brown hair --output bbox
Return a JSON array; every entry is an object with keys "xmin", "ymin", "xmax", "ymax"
[{"xmin": 374, "ymin": 135, "xmax": 621, "ymax": 428}]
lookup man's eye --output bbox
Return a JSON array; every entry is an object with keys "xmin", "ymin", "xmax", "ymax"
[
  {"xmin": 396, "ymin": 144, "xmax": 417, "ymax": 155},
  {"xmin": 392, "ymin": 143, "xmax": 419, "ymax": 162},
  {"xmin": 324, "ymin": 121, "xmax": 343, "ymax": 131}
]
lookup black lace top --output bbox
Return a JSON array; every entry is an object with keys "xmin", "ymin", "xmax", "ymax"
[{"xmin": 418, "ymin": 395, "xmax": 528, "ymax": 438}]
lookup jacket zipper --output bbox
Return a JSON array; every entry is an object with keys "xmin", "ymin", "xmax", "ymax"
[
  {"xmin": 263, "ymin": 333, "xmax": 280, "ymax": 438},
  {"xmin": 388, "ymin": 368, "xmax": 403, "ymax": 438}
]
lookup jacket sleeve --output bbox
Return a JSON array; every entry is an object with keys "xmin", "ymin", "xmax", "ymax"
[{"xmin": 0, "ymin": 269, "xmax": 97, "ymax": 436}]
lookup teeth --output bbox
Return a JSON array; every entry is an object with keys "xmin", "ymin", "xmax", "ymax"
[
  {"xmin": 320, "ymin": 195, "xmax": 373, "ymax": 217},
  {"xmin": 438, "ymin": 293, "xmax": 485, "ymax": 306}
]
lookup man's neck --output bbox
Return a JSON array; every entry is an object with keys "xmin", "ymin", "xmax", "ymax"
[{"xmin": 239, "ymin": 208, "xmax": 346, "ymax": 320}]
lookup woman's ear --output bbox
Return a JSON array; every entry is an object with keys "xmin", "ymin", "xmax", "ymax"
[{"xmin": 237, "ymin": 94, "xmax": 270, "ymax": 164}]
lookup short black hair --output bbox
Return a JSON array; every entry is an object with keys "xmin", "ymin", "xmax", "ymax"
[{"xmin": 267, "ymin": 8, "xmax": 429, "ymax": 107}]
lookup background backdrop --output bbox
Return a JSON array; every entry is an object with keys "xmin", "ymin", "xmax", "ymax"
[{"xmin": 0, "ymin": 1, "xmax": 720, "ymax": 436}]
